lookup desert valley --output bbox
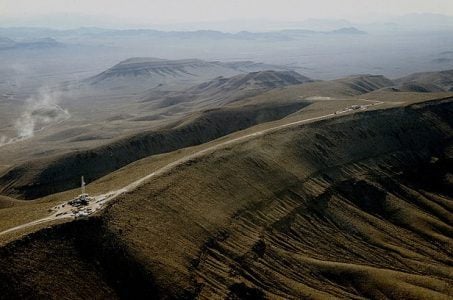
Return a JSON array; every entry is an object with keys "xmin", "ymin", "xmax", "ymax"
[{"xmin": 0, "ymin": 4, "xmax": 452, "ymax": 300}]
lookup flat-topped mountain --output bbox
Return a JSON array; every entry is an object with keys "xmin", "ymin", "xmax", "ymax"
[
  {"xmin": 84, "ymin": 58, "xmax": 294, "ymax": 92},
  {"xmin": 329, "ymin": 27, "xmax": 367, "ymax": 34},
  {"xmin": 86, "ymin": 58, "xmax": 237, "ymax": 88}
]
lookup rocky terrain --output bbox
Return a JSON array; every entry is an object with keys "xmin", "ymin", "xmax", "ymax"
[
  {"xmin": 0, "ymin": 50, "xmax": 452, "ymax": 299},
  {"xmin": 0, "ymin": 69, "xmax": 399, "ymax": 199},
  {"xmin": 1, "ymin": 8, "xmax": 453, "ymax": 299},
  {"xmin": 0, "ymin": 101, "xmax": 309, "ymax": 199},
  {"xmin": 0, "ymin": 97, "xmax": 451, "ymax": 299}
]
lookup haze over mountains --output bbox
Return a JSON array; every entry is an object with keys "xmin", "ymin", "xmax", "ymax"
[
  {"xmin": 0, "ymin": 6, "xmax": 452, "ymax": 299},
  {"xmin": 0, "ymin": 37, "xmax": 63, "ymax": 51},
  {"xmin": 2, "ymin": 13, "xmax": 453, "ymax": 32},
  {"xmin": 1, "ymin": 14, "xmax": 453, "ymax": 92},
  {"xmin": 83, "ymin": 58, "xmax": 295, "ymax": 93},
  {"xmin": 1, "ymin": 60, "xmax": 452, "ymax": 200},
  {"xmin": 1, "ymin": 52, "xmax": 452, "ymax": 158},
  {"xmin": 0, "ymin": 76, "xmax": 452, "ymax": 298}
]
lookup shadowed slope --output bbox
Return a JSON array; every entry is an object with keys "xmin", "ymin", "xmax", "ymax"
[
  {"xmin": 396, "ymin": 69, "xmax": 453, "ymax": 92},
  {"xmin": 0, "ymin": 101, "xmax": 310, "ymax": 199},
  {"xmin": 142, "ymin": 70, "xmax": 313, "ymax": 108},
  {"xmin": 83, "ymin": 58, "xmax": 296, "ymax": 93},
  {"xmin": 1, "ymin": 98, "xmax": 451, "ymax": 299},
  {"xmin": 100, "ymin": 98, "xmax": 452, "ymax": 299},
  {"xmin": 335, "ymin": 74, "xmax": 394, "ymax": 93}
]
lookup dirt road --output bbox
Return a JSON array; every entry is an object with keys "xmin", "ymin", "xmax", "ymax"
[{"xmin": 0, "ymin": 100, "xmax": 383, "ymax": 237}]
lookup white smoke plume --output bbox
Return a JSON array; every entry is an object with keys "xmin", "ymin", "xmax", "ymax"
[
  {"xmin": 0, "ymin": 87, "xmax": 70, "ymax": 147},
  {"xmin": 15, "ymin": 87, "xmax": 70, "ymax": 138}
]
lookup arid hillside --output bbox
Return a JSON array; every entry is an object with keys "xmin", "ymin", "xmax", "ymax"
[
  {"xmin": 1, "ymin": 98, "xmax": 451, "ymax": 299},
  {"xmin": 142, "ymin": 70, "xmax": 313, "ymax": 109},
  {"xmin": 334, "ymin": 74, "xmax": 394, "ymax": 93},
  {"xmin": 0, "ymin": 101, "xmax": 310, "ymax": 199},
  {"xmin": 83, "ymin": 58, "xmax": 294, "ymax": 93},
  {"xmin": 396, "ymin": 69, "xmax": 453, "ymax": 92},
  {"xmin": 0, "ymin": 72, "xmax": 396, "ymax": 200}
]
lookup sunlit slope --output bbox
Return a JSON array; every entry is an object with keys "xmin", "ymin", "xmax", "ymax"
[
  {"xmin": 0, "ymin": 195, "xmax": 26, "ymax": 209},
  {"xmin": 1, "ymin": 98, "xmax": 451, "ymax": 299},
  {"xmin": 396, "ymin": 69, "xmax": 453, "ymax": 92},
  {"xmin": 0, "ymin": 101, "xmax": 309, "ymax": 199},
  {"xmin": 102, "ymin": 98, "xmax": 452, "ymax": 298},
  {"xmin": 142, "ymin": 70, "xmax": 313, "ymax": 109}
]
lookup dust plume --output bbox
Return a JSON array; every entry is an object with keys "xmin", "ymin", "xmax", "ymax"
[{"xmin": 0, "ymin": 87, "xmax": 70, "ymax": 147}]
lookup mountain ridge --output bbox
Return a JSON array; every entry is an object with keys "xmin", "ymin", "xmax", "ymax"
[
  {"xmin": 142, "ymin": 70, "xmax": 313, "ymax": 108},
  {"xmin": 0, "ymin": 98, "xmax": 451, "ymax": 298}
]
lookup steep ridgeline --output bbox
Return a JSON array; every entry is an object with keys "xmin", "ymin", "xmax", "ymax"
[
  {"xmin": 396, "ymin": 69, "xmax": 453, "ymax": 92},
  {"xmin": 334, "ymin": 74, "xmax": 395, "ymax": 94},
  {"xmin": 0, "ymin": 98, "xmax": 451, "ymax": 299},
  {"xmin": 0, "ymin": 101, "xmax": 310, "ymax": 199},
  {"xmin": 142, "ymin": 70, "xmax": 313, "ymax": 108},
  {"xmin": 103, "ymin": 98, "xmax": 453, "ymax": 299}
]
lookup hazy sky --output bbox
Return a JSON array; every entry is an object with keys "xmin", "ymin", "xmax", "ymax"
[{"xmin": 1, "ymin": 0, "xmax": 453, "ymax": 26}]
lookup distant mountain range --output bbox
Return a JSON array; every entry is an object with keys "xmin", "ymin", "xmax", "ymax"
[
  {"xmin": 0, "ymin": 27, "xmax": 367, "ymax": 43},
  {"xmin": 331, "ymin": 71, "xmax": 453, "ymax": 94},
  {"xmin": 0, "ymin": 37, "xmax": 63, "ymax": 50},
  {"xmin": 82, "ymin": 56, "xmax": 453, "ymax": 96},
  {"xmin": 2, "ymin": 13, "xmax": 453, "ymax": 32},
  {"xmin": 83, "ymin": 57, "xmax": 295, "ymax": 92}
]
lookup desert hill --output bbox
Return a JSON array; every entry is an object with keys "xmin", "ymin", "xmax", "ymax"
[
  {"xmin": 143, "ymin": 70, "xmax": 313, "ymax": 108},
  {"xmin": 85, "ymin": 58, "xmax": 239, "ymax": 91},
  {"xmin": 84, "ymin": 58, "xmax": 294, "ymax": 93},
  {"xmin": 230, "ymin": 74, "xmax": 396, "ymax": 107},
  {"xmin": 215, "ymin": 61, "xmax": 292, "ymax": 73},
  {"xmin": 0, "ymin": 98, "xmax": 451, "ymax": 299},
  {"xmin": 0, "ymin": 71, "xmax": 381, "ymax": 182},
  {"xmin": 0, "ymin": 72, "xmax": 440, "ymax": 199},
  {"xmin": 0, "ymin": 195, "xmax": 25, "ymax": 209},
  {"xmin": 0, "ymin": 101, "xmax": 310, "ymax": 199},
  {"xmin": 334, "ymin": 74, "xmax": 394, "ymax": 93},
  {"xmin": 396, "ymin": 69, "xmax": 453, "ymax": 92},
  {"xmin": 329, "ymin": 27, "xmax": 367, "ymax": 34}
]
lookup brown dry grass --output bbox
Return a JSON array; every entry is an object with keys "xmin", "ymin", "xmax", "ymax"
[
  {"xmin": 97, "ymin": 97, "xmax": 453, "ymax": 298},
  {"xmin": 0, "ymin": 97, "xmax": 451, "ymax": 298},
  {"xmin": 0, "ymin": 92, "xmax": 450, "ymax": 240}
]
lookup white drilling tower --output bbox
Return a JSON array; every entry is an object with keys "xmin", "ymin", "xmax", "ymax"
[{"xmin": 81, "ymin": 176, "xmax": 86, "ymax": 195}]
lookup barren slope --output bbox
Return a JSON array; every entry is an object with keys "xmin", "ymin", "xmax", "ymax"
[
  {"xmin": 142, "ymin": 70, "xmax": 313, "ymax": 109},
  {"xmin": 0, "ymin": 101, "xmax": 310, "ymax": 199},
  {"xmin": 396, "ymin": 69, "xmax": 453, "ymax": 92},
  {"xmin": 83, "ymin": 58, "xmax": 296, "ymax": 94},
  {"xmin": 0, "ymin": 98, "xmax": 451, "ymax": 299}
]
